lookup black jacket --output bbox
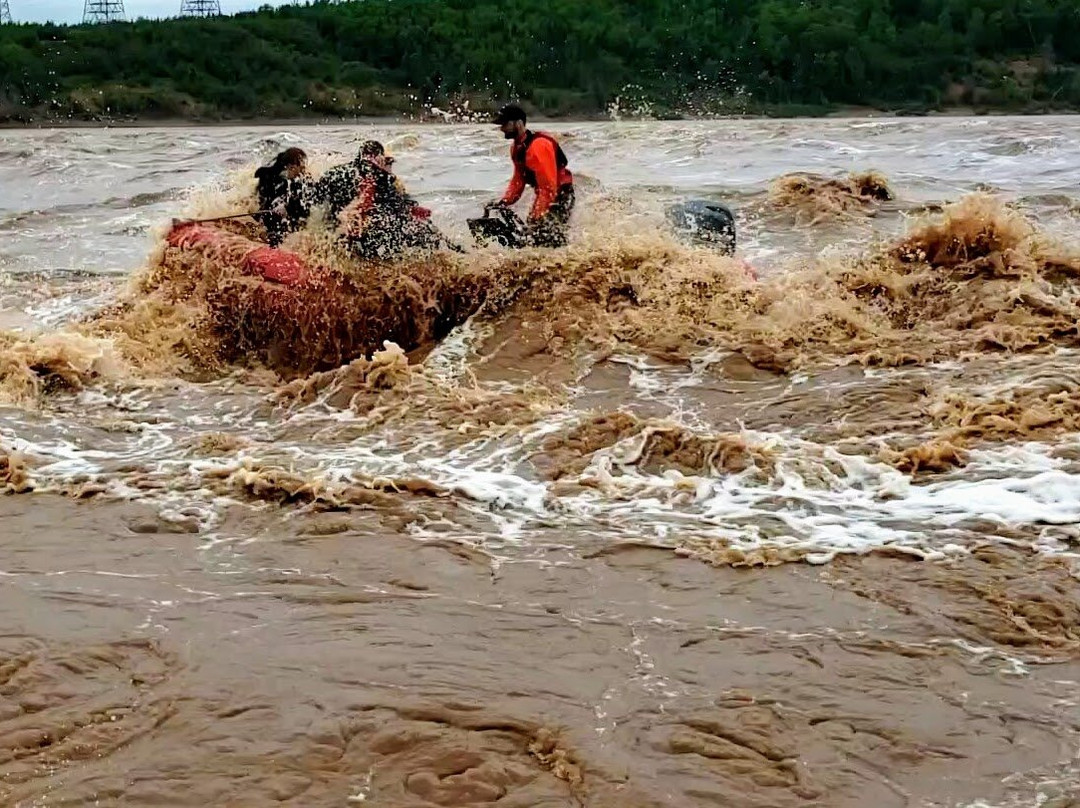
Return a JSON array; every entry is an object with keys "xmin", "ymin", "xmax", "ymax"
[
  {"xmin": 256, "ymin": 168, "xmax": 311, "ymax": 224},
  {"xmin": 313, "ymin": 159, "xmax": 422, "ymax": 221}
]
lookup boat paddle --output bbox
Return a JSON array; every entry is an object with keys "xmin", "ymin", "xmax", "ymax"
[{"xmin": 171, "ymin": 211, "xmax": 271, "ymax": 226}]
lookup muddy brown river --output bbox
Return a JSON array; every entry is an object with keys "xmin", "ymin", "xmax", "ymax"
[{"xmin": 1, "ymin": 118, "xmax": 1079, "ymax": 806}]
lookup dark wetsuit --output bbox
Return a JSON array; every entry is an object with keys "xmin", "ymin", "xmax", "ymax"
[
  {"xmin": 255, "ymin": 169, "xmax": 311, "ymax": 247},
  {"xmin": 315, "ymin": 159, "xmax": 442, "ymax": 260},
  {"xmin": 312, "ymin": 161, "xmax": 363, "ymax": 222}
]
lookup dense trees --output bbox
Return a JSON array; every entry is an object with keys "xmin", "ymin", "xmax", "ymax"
[{"xmin": 1, "ymin": 0, "xmax": 1078, "ymax": 122}]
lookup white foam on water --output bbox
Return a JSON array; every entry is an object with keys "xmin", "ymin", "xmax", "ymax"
[
  {"xmin": 526, "ymin": 429, "xmax": 1080, "ymax": 560},
  {"xmin": 424, "ymin": 316, "xmax": 490, "ymax": 383},
  {"xmin": 9, "ymin": 378, "xmax": 1080, "ymax": 561}
]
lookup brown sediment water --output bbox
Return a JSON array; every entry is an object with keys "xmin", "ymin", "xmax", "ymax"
[
  {"xmin": 766, "ymin": 170, "xmax": 894, "ymax": 223},
  {"xmin": 2, "ymin": 495, "xmax": 1078, "ymax": 806},
  {"xmin": 2, "ymin": 119, "xmax": 1080, "ymax": 805}
]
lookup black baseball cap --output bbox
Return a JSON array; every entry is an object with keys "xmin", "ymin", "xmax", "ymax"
[{"xmin": 493, "ymin": 104, "xmax": 527, "ymax": 125}]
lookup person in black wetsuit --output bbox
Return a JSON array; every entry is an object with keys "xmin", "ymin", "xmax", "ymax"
[
  {"xmin": 254, "ymin": 147, "xmax": 312, "ymax": 247},
  {"xmin": 315, "ymin": 140, "xmax": 446, "ymax": 259}
]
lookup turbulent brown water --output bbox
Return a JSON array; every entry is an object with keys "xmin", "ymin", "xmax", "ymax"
[{"xmin": 2, "ymin": 118, "xmax": 1080, "ymax": 806}]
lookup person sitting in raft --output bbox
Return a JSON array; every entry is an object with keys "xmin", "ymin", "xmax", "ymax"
[
  {"xmin": 325, "ymin": 140, "xmax": 445, "ymax": 259},
  {"xmin": 254, "ymin": 147, "xmax": 312, "ymax": 247},
  {"xmin": 312, "ymin": 141, "xmax": 368, "ymax": 222},
  {"xmin": 487, "ymin": 104, "xmax": 575, "ymax": 248}
]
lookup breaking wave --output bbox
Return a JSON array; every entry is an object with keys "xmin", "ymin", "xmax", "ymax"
[
  {"xmin": 4, "ymin": 159, "xmax": 1080, "ymax": 567},
  {"xmin": 767, "ymin": 170, "xmax": 894, "ymax": 222},
  {"xmin": 37, "ymin": 178, "xmax": 1073, "ymax": 393}
]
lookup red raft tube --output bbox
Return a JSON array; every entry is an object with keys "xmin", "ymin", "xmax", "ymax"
[
  {"xmin": 163, "ymin": 221, "xmax": 361, "ymax": 373},
  {"xmin": 166, "ymin": 221, "xmax": 315, "ymax": 286}
]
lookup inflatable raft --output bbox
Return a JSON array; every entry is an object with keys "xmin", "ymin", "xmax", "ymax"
[
  {"xmin": 164, "ymin": 221, "xmax": 481, "ymax": 374},
  {"xmin": 167, "ymin": 221, "xmax": 316, "ymax": 287},
  {"xmin": 163, "ymin": 206, "xmax": 756, "ymax": 374}
]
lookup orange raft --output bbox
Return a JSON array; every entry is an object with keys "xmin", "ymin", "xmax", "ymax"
[
  {"xmin": 165, "ymin": 221, "xmax": 361, "ymax": 371},
  {"xmin": 163, "ymin": 221, "xmax": 481, "ymax": 374},
  {"xmin": 166, "ymin": 221, "xmax": 316, "ymax": 287}
]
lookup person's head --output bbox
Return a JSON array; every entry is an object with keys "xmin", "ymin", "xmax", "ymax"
[
  {"xmin": 257, "ymin": 147, "xmax": 307, "ymax": 181},
  {"xmin": 358, "ymin": 139, "xmax": 394, "ymax": 172},
  {"xmin": 278, "ymin": 147, "xmax": 307, "ymax": 178},
  {"xmin": 493, "ymin": 104, "xmax": 527, "ymax": 140}
]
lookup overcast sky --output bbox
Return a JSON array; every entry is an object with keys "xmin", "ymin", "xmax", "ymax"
[{"xmin": 13, "ymin": 0, "xmax": 298, "ymax": 24}]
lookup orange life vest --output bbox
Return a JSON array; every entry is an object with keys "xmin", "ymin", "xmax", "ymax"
[{"xmin": 512, "ymin": 131, "xmax": 572, "ymax": 188}]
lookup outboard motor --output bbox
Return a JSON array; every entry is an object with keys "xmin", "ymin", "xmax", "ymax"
[{"xmin": 666, "ymin": 200, "xmax": 737, "ymax": 255}]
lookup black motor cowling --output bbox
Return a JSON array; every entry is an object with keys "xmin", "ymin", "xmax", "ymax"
[{"xmin": 666, "ymin": 200, "xmax": 737, "ymax": 255}]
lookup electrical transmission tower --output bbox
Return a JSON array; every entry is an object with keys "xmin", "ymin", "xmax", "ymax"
[
  {"xmin": 180, "ymin": 0, "xmax": 221, "ymax": 16},
  {"xmin": 83, "ymin": 0, "xmax": 126, "ymax": 23},
  {"xmin": 0, "ymin": 0, "xmax": 12, "ymax": 24}
]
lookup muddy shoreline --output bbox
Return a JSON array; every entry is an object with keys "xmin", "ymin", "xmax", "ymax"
[{"xmin": 2, "ymin": 494, "xmax": 1077, "ymax": 806}]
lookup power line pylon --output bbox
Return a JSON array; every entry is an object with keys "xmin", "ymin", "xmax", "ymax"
[
  {"xmin": 180, "ymin": 0, "xmax": 221, "ymax": 16},
  {"xmin": 82, "ymin": 0, "xmax": 126, "ymax": 23},
  {"xmin": 0, "ymin": 0, "xmax": 13, "ymax": 24}
]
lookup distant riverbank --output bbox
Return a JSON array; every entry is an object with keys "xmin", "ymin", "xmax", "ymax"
[
  {"xmin": 4, "ymin": 104, "xmax": 1078, "ymax": 130},
  {"xmin": 3, "ymin": 0, "xmax": 1078, "ymax": 128}
]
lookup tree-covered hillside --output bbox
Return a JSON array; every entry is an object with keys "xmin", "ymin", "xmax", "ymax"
[{"xmin": 2, "ymin": 0, "xmax": 1078, "ymax": 122}]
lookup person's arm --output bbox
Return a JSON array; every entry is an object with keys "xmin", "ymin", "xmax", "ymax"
[
  {"xmin": 338, "ymin": 176, "xmax": 377, "ymax": 234},
  {"xmin": 393, "ymin": 179, "xmax": 432, "ymax": 220},
  {"xmin": 525, "ymin": 138, "xmax": 559, "ymax": 220},
  {"xmin": 310, "ymin": 171, "xmax": 330, "ymax": 205},
  {"xmin": 500, "ymin": 149, "xmax": 526, "ymax": 206}
]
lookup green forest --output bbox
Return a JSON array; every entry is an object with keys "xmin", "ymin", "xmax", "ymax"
[{"xmin": 2, "ymin": 0, "xmax": 1079, "ymax": 122}]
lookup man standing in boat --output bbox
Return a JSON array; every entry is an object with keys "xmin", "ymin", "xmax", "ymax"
[{"xmin": 488, "ymin": 104, "xmax": 575, "ymax": 248}]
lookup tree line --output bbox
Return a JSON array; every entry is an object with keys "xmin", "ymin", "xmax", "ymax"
[{"xmin": 2, "ymin": 0, "xmax": 1078, "ymax": 122}]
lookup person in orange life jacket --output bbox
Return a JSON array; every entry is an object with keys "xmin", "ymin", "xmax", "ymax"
[
  {"xmin": 336, "ymin": 141, "xmax": 443, "ymax": 259},
  {"xmin": 488, "ymin": 104, "xmax": 574, "ymax": 248}
]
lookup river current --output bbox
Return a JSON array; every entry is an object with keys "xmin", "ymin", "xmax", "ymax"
[{"xmin": 1, "ymin": 117, "xmax": 1079, "ymax": 806}]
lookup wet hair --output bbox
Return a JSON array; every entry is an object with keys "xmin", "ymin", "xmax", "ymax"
[
  {"xmin": 255, "ymin": 147, "xmax": 307, "ymax": 179},
  {"xmin": 359, "ymin": 140, "xmax": 385, "ymax": 158},
  {"xmin": 355, "ymin": 140, "xmax": 396, "ymax": 177},
  {"xmin": 279, "ymin": 147, "xmax": 307, "ymax": 167}
]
